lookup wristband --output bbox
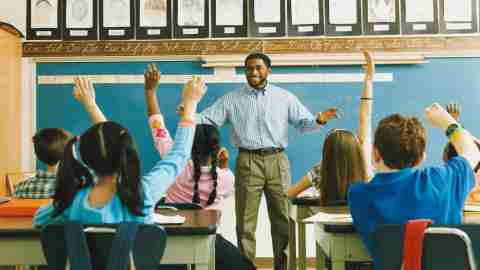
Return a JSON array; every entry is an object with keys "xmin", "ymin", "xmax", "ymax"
[
  {"xmin": 445, "ymin": 123, "xmax": 462, "ymax": 139},
  {"xmin": 316, "ymin": 117, "xmax": 327, "ymax": 125}
]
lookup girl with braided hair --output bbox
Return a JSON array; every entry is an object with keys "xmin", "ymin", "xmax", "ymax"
[{"xmin": 145, "ymin": 64, "xmax": 234, "ymax": 209}]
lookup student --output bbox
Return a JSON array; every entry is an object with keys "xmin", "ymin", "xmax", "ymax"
[
  {"xmin": 14, "ymin": 128, "xmax": 71, "ymax": 199},
  {"xmin": 34, "ymin": 76, "xmax": 206, "ymax": 226},
  {"xmin": 287, "ymin": 51, "xmax": 375, "ymax": 205},
  {"xmin": 144, "ymin": 64, "xmax": 234, "ymax": 209},
  {"xmin": 348, "ymin": 103, "xmax": 480, "ymax": 265}
]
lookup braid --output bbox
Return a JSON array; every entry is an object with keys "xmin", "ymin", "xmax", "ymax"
[
  {"xmin": 206, "ymin": 154, "xmax": 219, "ymax": 206},
  {"xmin": 192, "ymin": 155, "xmax": 201, "ymax": 204}
]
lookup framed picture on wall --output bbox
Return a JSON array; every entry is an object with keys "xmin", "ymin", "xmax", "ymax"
[
  {"xmin": 136, "ymin": 0, "xmax": 172, "ymax": 39},
  {"xmin": 401, "ymin": 0, "xmax": 439, "ymax": 34},
  {"xmin": 249, "ymin": 0, "xmax": 286, "ymax": 37},
  {"xmin": 99, "ymin": 0, "xmax": 135, "ymax": 40},
  {"xmin": 62, "ymin": 0, "xmax": 98, "ymax": 40},
  {"xmin": 212, "ymin": 0, "xmax": 247, "ymax": 37},
  {"xmin": 439, "ymin": 0, "xmax": 477, "ymax": 33},
  {"xmin": 173, "ymin": 0, "xmax": 210, "ymax": 38},
  {"xmin": 287, "ymin": 0, "xmax": 324, "ymax": 36},
  {"xmin": 27, "ymin": 0, "xmax": 62, "ymax": 40},
  {"xmin": 363, "ymin": 0, "xmax": 400, "ymax": 35},
  {"xmin": 325, "ymin": 0, "xmax": 362, "ymax": 36}
]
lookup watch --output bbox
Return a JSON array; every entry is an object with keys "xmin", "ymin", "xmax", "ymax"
[
  {"xmin": 316, "ymin": 115, "xmax": 327, "ymax": 125},
  {"xmin": 445, "ymin": 123, "xmax": 462, "ymax": 138}
]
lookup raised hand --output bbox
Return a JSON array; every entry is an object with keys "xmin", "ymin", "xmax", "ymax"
[
  {"xmin": 317, "ymin": 107, "xmax": 341, "ymax": 124},
  {"xmin": 73, "ymin": 76, "xmax": 96, "ymax": 107},
  {"xmin": 182, "ymin": 76, "xmax": 207, "ymax": 103},
  {"xmin": 144, "ymin": 63, "xmax": 161, "ymax": 91},
  {"xmin": 363, "ymin": 51, "xmax": 375, "ymax": 81},
  {"xmin": 73, "ymin": 76, "xmax": 106, "ymax": 123},
  {"xmin": 446, "ymin": 103, "xmax": 460, "ymax": 122},
  {"xmin": 425, "ymin": 103, "xmax": 457, "ymax": 130}
]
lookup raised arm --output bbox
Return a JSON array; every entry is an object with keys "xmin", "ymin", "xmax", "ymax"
[
  {"xmin": 143, "ymin": 77, "xmax": 207, "ymax": 202},
  {"xmin": 359, "ymin": 51, "xmax": 374, "ymax": 178},
  {"xmin": 73, "ymin": 77, "xmax": 107, "ymax": 124},
  {"xmin": 425, "ymin": 103, "xmax": 480, "ymax": 169},
  {"xmin": 288, "ymin": 93, "xmax": 339, "ymax": 133},
  {"xmin": 144, "ymin": 64, "xmax": 174, "ymax": 157}
]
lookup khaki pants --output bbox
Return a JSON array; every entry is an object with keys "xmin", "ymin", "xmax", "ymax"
[{"xmin": 235, "ymin": 151, "xmax": 290, "ymax": 270}]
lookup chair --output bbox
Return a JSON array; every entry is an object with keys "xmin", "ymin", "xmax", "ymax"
[
  {"xmin": 40, "ymin": 221, "xmax": 167, "ymax": 270},
  {"xmin": 373, "ymin": 224, "xmax": 480, "ymax": 270},
  {"xmin": 5, "ymin": 171, "xmax": 35, "ymax": 196}
]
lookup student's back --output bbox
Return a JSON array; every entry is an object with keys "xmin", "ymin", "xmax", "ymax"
[{"xmin": 348, "ymin": 107, "xmax": 480, "ymax": 265}]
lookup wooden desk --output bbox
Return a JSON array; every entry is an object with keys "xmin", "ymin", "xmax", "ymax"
[
  {"xmin": 313, "ymin": 209, "xmax": 480, "ymax": 270},
  {"xmin": 288, "ymin": 196, "xmax": 320, "ymax": 270},
  {"xmin": 0, "ymin": 209, "xmax": 219, "ymax": 270}
]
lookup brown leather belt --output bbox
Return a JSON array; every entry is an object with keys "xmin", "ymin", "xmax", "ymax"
[{"xmin": 239, "ymin": 147, "xmax": 284, "ymax": 156}]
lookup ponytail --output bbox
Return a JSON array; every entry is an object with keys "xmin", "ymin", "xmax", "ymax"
[
  {"xmin": 116, "ymin": 131, "xmax": 144, "ymax": 216},
  {"xmin": 192, "ymin": 155, "xmax": 201, "ymax": 204},
  {"xmin": 53, "ymin": 137, "xmax": 93, "ymax": 217}
]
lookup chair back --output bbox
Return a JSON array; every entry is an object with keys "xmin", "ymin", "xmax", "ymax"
[
  {"xmin": 5, "ymin": 171, "xmax": 35, "ymax": 196},
  {"xmin": 373, "ymin": 224, "xmax": 480, "ymax": 270},
  {"xmin": 40, "ymin": 221, "xmax": 167, "ymax": 270}
]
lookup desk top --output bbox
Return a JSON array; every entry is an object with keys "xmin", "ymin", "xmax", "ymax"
[
  {"xmin": 0, "ymin": 209, "xmax": 219, "ymax": 237},
  {"xmin": 290, "ymin": 196, "xmax": 321, "ymax": 206}
]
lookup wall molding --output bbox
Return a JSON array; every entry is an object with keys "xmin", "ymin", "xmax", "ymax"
[
  {"xmin": 22, "ymin": 36, "xmax": 480, "ymax": 58},
  {"xmin": 37, "ymin": 72, "xmax": 393, "ymax": 85}
]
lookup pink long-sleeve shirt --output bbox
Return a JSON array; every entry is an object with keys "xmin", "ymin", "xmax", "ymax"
[{"xmin": 149, "ymin": 114, "xmax": 235, "ymax": 210}]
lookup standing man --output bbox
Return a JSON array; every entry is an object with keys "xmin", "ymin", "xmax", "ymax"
[{"xmin": 196, "ymin": 53, "xmax": 338, "ymax": 270}]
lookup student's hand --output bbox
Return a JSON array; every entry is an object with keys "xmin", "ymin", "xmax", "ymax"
[
  {"xmin": 363, "ymin": 51, "xmax": 375, "ymax": 81},
  {"xmin": 182, "ymin": 76, "xmax": 207, "ymax": 104},
  {"xmin": 425, "ymin": 103, "xmax": 457, "ymax": 130},
  {"xmin": 218, "ymin": 147, "xmax": 229, "ymax": 169},
  {"xmin": 317, "ymin": 107, "xmax": 341, "ymax": 124},
  {"xmin": 73, "ymin": 77, "xmax": 96, "ymax": 107},
  {"xmin": 446, "ymin": 103, "xmax": 461, "ymax": 122},
  {"xmin": 144, "ymin": 63, "xmax": 161, "ymax": 92}
]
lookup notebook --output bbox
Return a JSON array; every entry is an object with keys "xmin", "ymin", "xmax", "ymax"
[
  {"xmin": 153, "ymin": 213, "xmax": 186, "ymax": 224},
  {"xmin": 0, "ymin": 198, "xmax": 51, "ymax": 217}
]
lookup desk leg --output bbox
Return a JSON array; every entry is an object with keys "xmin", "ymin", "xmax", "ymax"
[
  {"xmin": 288, "ymin": 217, "xmax": 297, "ymax": 270},
  {"xmin": 298, "ymin": 222, "xmax": 306, "ymax": 270},
  {"xmin": 315, "ymin": 242, "xmax": 326, "ymax": 270}
]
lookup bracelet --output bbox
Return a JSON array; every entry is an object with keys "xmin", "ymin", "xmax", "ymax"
[
  {"xmin": 179, "ymin": 118, "xmax": 196, "ymax": 127},
  {"xmin": 445, "ymin": 123, "xmax": 462, "ymax": 139},
  {"xmin": 360, "ymin": 97, "xmax": 373, "ymax": 100},
  {"xmin": 449, "ymin": 127, "xmax": 464, "ymax": 143}
]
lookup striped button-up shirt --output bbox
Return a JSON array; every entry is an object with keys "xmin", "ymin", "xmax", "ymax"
[{"xmin": 197, "ymin": 83, "xmax": 321, "ymax": 149}]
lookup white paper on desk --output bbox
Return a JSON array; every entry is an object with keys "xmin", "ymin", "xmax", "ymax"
[
  {"xmin": 464, "ymin": 203, "xmax": 480, "ymax": 212},
  {"xmin": 405, "ymin": 0, "xmax": 434, "ymax": 22},
  {"xmin": 303, "ymin": 212, "xmax": 352, "ymax": 224},
  {"xmin": 254, "ymin": 0, "xmax": 281, "ymax": 23},
  {"xmin": 444, "ymin": 0, "xmax": 472, "ymax": 22},
  {"xmin": 153, "ymin": 213, "xmax": 186, "ymax": 224},
  {"xmin": 292, "ymin": 0, "xmax": 320, "ymax": 25},
  {"xmin": 329, "ymin": 0, "xmax": 357, "ymax": 25}
]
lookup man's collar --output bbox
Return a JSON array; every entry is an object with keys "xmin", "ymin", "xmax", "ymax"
[{"xmin": 244, "ymin": 82, "xmax": 272, "ymax": 95}]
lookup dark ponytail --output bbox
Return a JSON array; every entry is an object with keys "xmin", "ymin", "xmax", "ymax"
[
  {"xmin": 116, "ymin": 131, "xmax": 144, "ymax": 216},
  {"xmin": 191, "ymin": 124, "xmax": 221, "ymax": 206},
  {"xmin": 206, "ymin": 155, "xmax": 218, "ymax": 206},
  {"xmin": 53, "ymin": 137, "xmax": 93, "ymax": 217}
]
